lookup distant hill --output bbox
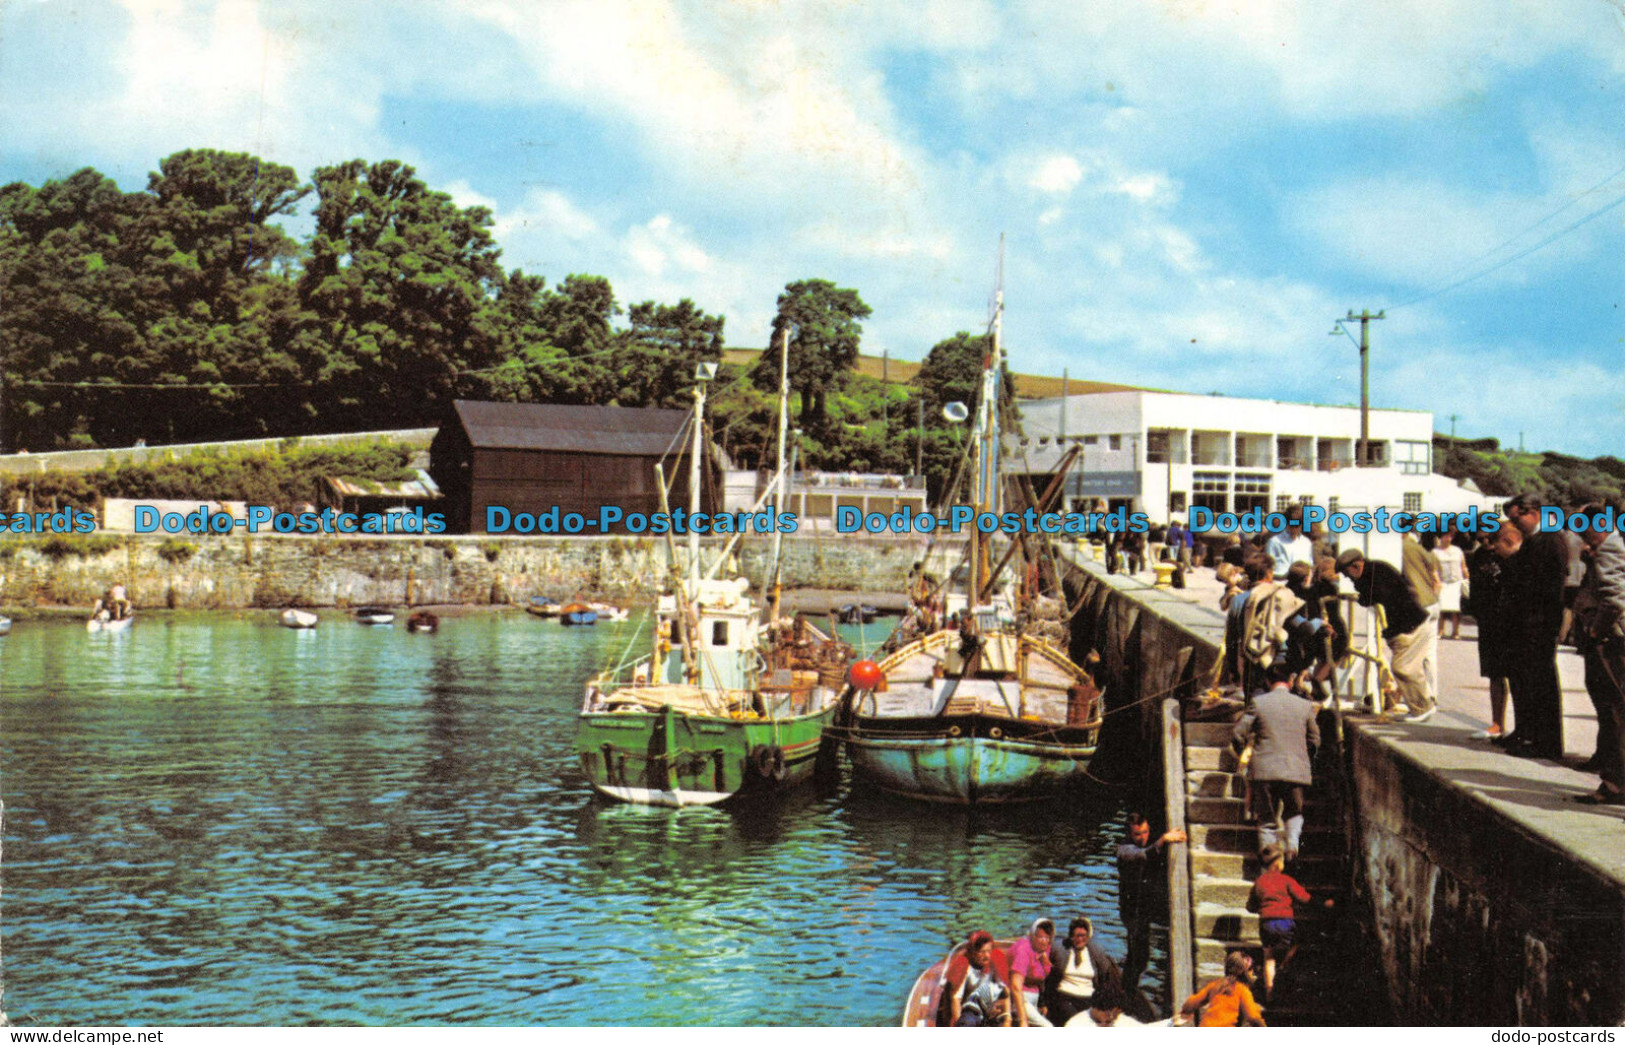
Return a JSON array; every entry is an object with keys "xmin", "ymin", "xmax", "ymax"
[
  {"xmin": 720, "ymin": 349, "xmax": 1149, "ymax": 399},
  {"xmin": 1433, "ymin": 434, "xmax": 1625, "ymax": 505}
]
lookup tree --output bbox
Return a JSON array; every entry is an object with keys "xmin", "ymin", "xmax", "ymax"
[
  {"xmin": 914, "ymin": 331, "xmax": 991, "ymax": 422},
  {"xmin": 751, "ymin": 278, "xmax": 871, "ymax": 428},
  {"xmin": 297, "ymin": 159, "xmax": 505, "ymax": 428},
  {"xmin": 617, "ymin": 298, "xmax": 725, "ymax": 407}
]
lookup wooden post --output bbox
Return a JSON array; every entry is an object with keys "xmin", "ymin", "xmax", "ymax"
[{"xmin": 1162, "ymin": 696, "xmax": 1194, "ymax": 1006}]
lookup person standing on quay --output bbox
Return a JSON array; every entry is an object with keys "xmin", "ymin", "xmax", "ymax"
[
  {"xmin": 1570, "ymin": 504, "xmax": 1625, "ymax": 805},
  {"xmin": 1433, "ymin": 529, "xmax": 1469, "ymax": 640},
  {"xmin": 1336, "ymin": 548, "xmax": 1434, "ymax": 721},
  {"xmin": 1116, "ymin": 813, "xmax": 1186, "ymax": 998},
  {"xmin": 1403, "ymin": 532, "xmax": 1443, "ymax": 701},
  {"xmin": 1502, "ymin": 494, "xmax": 1569, "ymax": 759},
  {"xmin": 1468, "ymin": 520, "xmax": 1513, "ymax": 740}
]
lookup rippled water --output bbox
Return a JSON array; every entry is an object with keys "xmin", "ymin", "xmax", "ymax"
[{"xmin": 0, "ymin": 612, "xmax": 1158, "ymax": 1026}]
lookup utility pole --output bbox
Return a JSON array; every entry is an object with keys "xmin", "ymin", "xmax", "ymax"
[
  {"xmin": 916, "ymin": 398, "xmax": 924, "ymax": 479},
  {"xmin": 1344, "ymin": 309, "xmax": 1384, "ymax": 466},
  {"xmin": 881, "ymin": 349, "xmax": 889, "ymax": 435}
]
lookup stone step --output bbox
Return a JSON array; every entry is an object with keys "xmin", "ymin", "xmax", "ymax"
[
  {"xmin": 1183, "ymin": 720, "xmax": 1243, "ymax": 747},
  {"xmin": 1185, "ymin": 746, "xmax": 1242, "ymax": 772},
  {"xmin": 1189, "ymin": 852, "xmax": 1343, "ymax": 891},
  {"xmin": 1193, "ymin": 877, "xmax": 1255, "ymax": 908},
  {"xmin": 1189, "ymin": 823, "xmax": 1339, "ymax": 854},
  {"xmin": 1188, "ymin": 770, "xmax": 1247, "ymax": 798},
  {"xmin": 1187, "ymin": 796, "xmax": 1247, "ymax": 824},
  {"xmin": 1194, "ymin": 902, "xmax": 1260, "ymax": 940}
]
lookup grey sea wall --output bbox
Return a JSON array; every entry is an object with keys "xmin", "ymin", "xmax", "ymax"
[{"xmin": 0, "ymin": 534, "xmax": 926, "ymax": 609}]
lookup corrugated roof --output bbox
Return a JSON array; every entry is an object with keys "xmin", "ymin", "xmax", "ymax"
[
  {"xmin": 450, "ymin": 400, "xmax": 690, "ymax": 456},
  {"xmin": 324, "ymin": 470, "xmax": 442, "ymax": 499}
]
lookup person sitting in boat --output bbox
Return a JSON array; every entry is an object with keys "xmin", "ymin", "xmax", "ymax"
[
  {"xmin": 108, "ymin": 583, "xmax": 131, "ymax": 620},
  {"xmin": 1072, "ymin": 980, "xmax": 1143, "ymax": 1028},
  {"xmin": 1007, "ymin": 918, "xmax": 1055, "ymax": 1026},
  {"xmin": 944, "ymin": 930, "xmax": 1012, "ymax": 1027},
  {"xmin": 1178, "ymin": 950, "xmax": 1266, "ymax": 1027},
  {"xmin": 1042, "ymin": 916, "xmax": 1124, "ymax": 1027}
]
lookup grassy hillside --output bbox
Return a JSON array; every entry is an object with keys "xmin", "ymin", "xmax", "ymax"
[{"xmin": 720, "ymin": 349, "xmax": 1149, "ymax": 399}]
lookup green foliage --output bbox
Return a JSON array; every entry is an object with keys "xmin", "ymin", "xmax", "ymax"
[
  {"xmin": 750, "ymin": 279, "xmax": 872, "ymax": 429},
  {"xmin": 1436, "ymin": 440, "xmax": 1625, "ymax": 507},
  {"xmin": 34, "ymin": 534, "xmax": 123, "ymax": 559},
  {"xmin": 155, "ymin": 537, "xmax": 198, "ymax": 563},
  {"xmin": 0, "ymin": 441, "xmax": 415, "ymax": 513}
]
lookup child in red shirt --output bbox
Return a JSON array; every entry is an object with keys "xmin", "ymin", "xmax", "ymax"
[{"xmin": 1246, "ymin": 844, "xmax": 1329, "ymax": 999}]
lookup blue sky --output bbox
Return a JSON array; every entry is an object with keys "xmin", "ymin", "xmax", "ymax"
[{"xmin": 3, "ymin": 0, "xmax": 1621, "ymax": 455}]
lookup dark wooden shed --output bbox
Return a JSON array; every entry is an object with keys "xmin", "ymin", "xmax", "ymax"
[{"xmin": 430, "ymin": 401, "xmax": 706, "ymax": 534}]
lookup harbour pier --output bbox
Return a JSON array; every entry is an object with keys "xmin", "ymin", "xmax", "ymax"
[{"xmin": 1063, "ymin": 550, "xmax": 1625, "ymax": 1026}]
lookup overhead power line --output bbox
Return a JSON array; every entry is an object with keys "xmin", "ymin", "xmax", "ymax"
[{"xmin": 1388, "ymin": 163, "xmax": 1625, "ymax": 311}]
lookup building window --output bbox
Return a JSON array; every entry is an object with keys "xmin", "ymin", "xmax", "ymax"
[
  {"xmin": 712, "ymin": 621, "xmax": 730, "ymax": 647},
  {"xmin": 1275, "ymin": 495, "xmax": 1291, "ymax": 512},
  {"xmin": 1395, "ymin": 440, "xmax": 1431, "ymax": 476},
  {"xmin": 1192, "ymin": 471, "xmax": 1229, "ymax": 514},
  {"xmin": 1403, "ymin": 493, "xmax": 1423, "ymax": 513},
  {"xmin": 1108, "ymin": 434, "xmax": 1122, "ymax": 451},
  {"xmin": 1083, "ymin": 435, "xmax": 1098, "ymax": 446},
  {"xmin": 1169, "ymin": 492, "xmax": 1187, "ymax": 513},
  {"xmin": 1146, "ymin": 430, "xmax": 1170, "ymax": 464},
  {"xmin": 1328, "ymin": 497, "xmax": 1340, "ymax": 514},
  {"xmin": 1234, "ymin": 473, "xmax": 1272, "ymax": 514}
]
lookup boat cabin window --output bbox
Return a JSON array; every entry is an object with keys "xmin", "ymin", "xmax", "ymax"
[{"xmin": 712, "ymin": 621, "xmax": 729, "ymax": 647}]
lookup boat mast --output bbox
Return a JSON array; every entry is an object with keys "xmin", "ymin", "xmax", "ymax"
[
  {"xmin": 971, "ymin": 243, "xmax": 1005, "ymax": 606},
  {"xmin": 689, "ymin": 365, "xmax": 711, "ymax": 594},
  {"xmin": 769, "ymin": 324, "xmax": 792, "ymax": 624}
]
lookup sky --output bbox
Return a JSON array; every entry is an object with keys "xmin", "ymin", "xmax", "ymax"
[{"xmin": 2, "ymin": 0, "xmax": 1622, "ymax": 455}]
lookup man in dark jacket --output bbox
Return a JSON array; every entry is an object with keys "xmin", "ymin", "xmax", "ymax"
[
  {"xmin": 1501, "ymin": 493, "xmax": 1570, "ymax": 759},
  {"xmin": 1233, "ymin": 660, "xmax": 1320, "ymax": 859},
  {"xmin": 1336, "ymin": 548, "xmax": 1434, "ymax": 721},
  {"xmin": 1116, "ymin": 813, "xmax": 1186, "ymax": 997},
  {"xmin": 1571, "ymin": 504, "xmax": 1625, "ymax": 804}
]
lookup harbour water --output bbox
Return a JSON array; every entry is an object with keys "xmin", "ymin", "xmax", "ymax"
[{"xmin": 1, "ymin": 612, "xmax": 1159, "ymax": 1026}]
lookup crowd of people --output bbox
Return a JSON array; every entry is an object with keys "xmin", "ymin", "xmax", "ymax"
[{"xmin": 1182, "ymin": 493, "xmax": 1625, "ymax": 808}]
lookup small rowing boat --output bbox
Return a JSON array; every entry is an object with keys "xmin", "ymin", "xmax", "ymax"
[
  {"xmin": 559, "ymin": 602, "xmax": 598, "ymax": 626},
  {"xmin": 87, "ymin": 612, "xmax": 134, "ymax": 633},
  {"xmin": 588, "ymin": 601, "xmax": 629, "ymax": 622},
  {"xmin": 279, "ymin": 608, "xmax": 319, "ymax": 629},
  {"xmin": 0, "ymin": 615, "xmax": 11, "ymax": 636},
  {"xmin": 354, "ymin": 606, "xmax": 396, "ymax": 626},
  {"xmin": 406, "ymin": 610, "xmax": 439, "ymax": 633},
  {"xmin": 525, "ymin": 596, "xmax": 563, "ymax": 618}
]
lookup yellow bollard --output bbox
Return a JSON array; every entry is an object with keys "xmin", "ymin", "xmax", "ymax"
[{"xmin": 1153, "ymin": 562, "xmax": 1176, "ymax": 588}]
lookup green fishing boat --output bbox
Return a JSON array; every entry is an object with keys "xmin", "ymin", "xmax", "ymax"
[{"xmin": 576, "ymin": 351, "xmax": 847, "ymax": 807}]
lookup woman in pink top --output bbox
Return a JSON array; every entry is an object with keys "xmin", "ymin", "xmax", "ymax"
[{"xmin": 1006, "ymin": 918, "xmax": 1055, "ymax": 1026}]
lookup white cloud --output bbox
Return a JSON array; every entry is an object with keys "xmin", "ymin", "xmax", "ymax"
[{"xmin": 1031, "ymin": 155, "xmax": 1084, "ymax": 195}]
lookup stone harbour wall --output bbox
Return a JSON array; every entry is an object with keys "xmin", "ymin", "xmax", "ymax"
[
  {"xmin": 0, "ymin": 534, "xmax": 926, "ymax": 609},
  {"xmin": 1346, "ymin": 724, "xmax": 1625, "ymax": 1026}
]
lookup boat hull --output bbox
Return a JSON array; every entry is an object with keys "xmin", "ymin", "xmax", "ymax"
[
  {"xmin": 846, "ymin": 714, "xmax": 1097, "ymax": 804},
  {"xmin": 576, "ymin": 703, "xmax": 836, "ymax": 807},
  {"xmin": 87, "ymin": 616, "xmax": 133, "ymax": 633}
]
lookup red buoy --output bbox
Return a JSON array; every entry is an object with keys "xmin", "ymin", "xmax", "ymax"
[{"xmin": 848, "ymin": 659, "xmax": 885, "ymax": 690}]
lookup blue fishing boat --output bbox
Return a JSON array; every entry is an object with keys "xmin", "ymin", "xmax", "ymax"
[
  {"xmin": 559, "ymin": 602, "xmax": 598, "ymax": 626},
  {"xmin": 837, "ymin": 261, "xmax": 1101, "ymax": 804}
]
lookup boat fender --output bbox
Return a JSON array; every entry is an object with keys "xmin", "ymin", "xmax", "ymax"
[
  {"xmin": 749, "ymin": 744, "xmax": 787, "ymax": 782},
  {"xmin": 946, "ymin": 725, "xmax": 962, "ymax": 738},
  {"xmin": 989, "ymin": 726, "xmax": 1003, "ymax": 739}
]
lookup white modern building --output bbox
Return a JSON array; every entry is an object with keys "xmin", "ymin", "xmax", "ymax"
[{"xmin": 1007, "ymin": 390, "xmax": 1496, "ymax": 563}]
